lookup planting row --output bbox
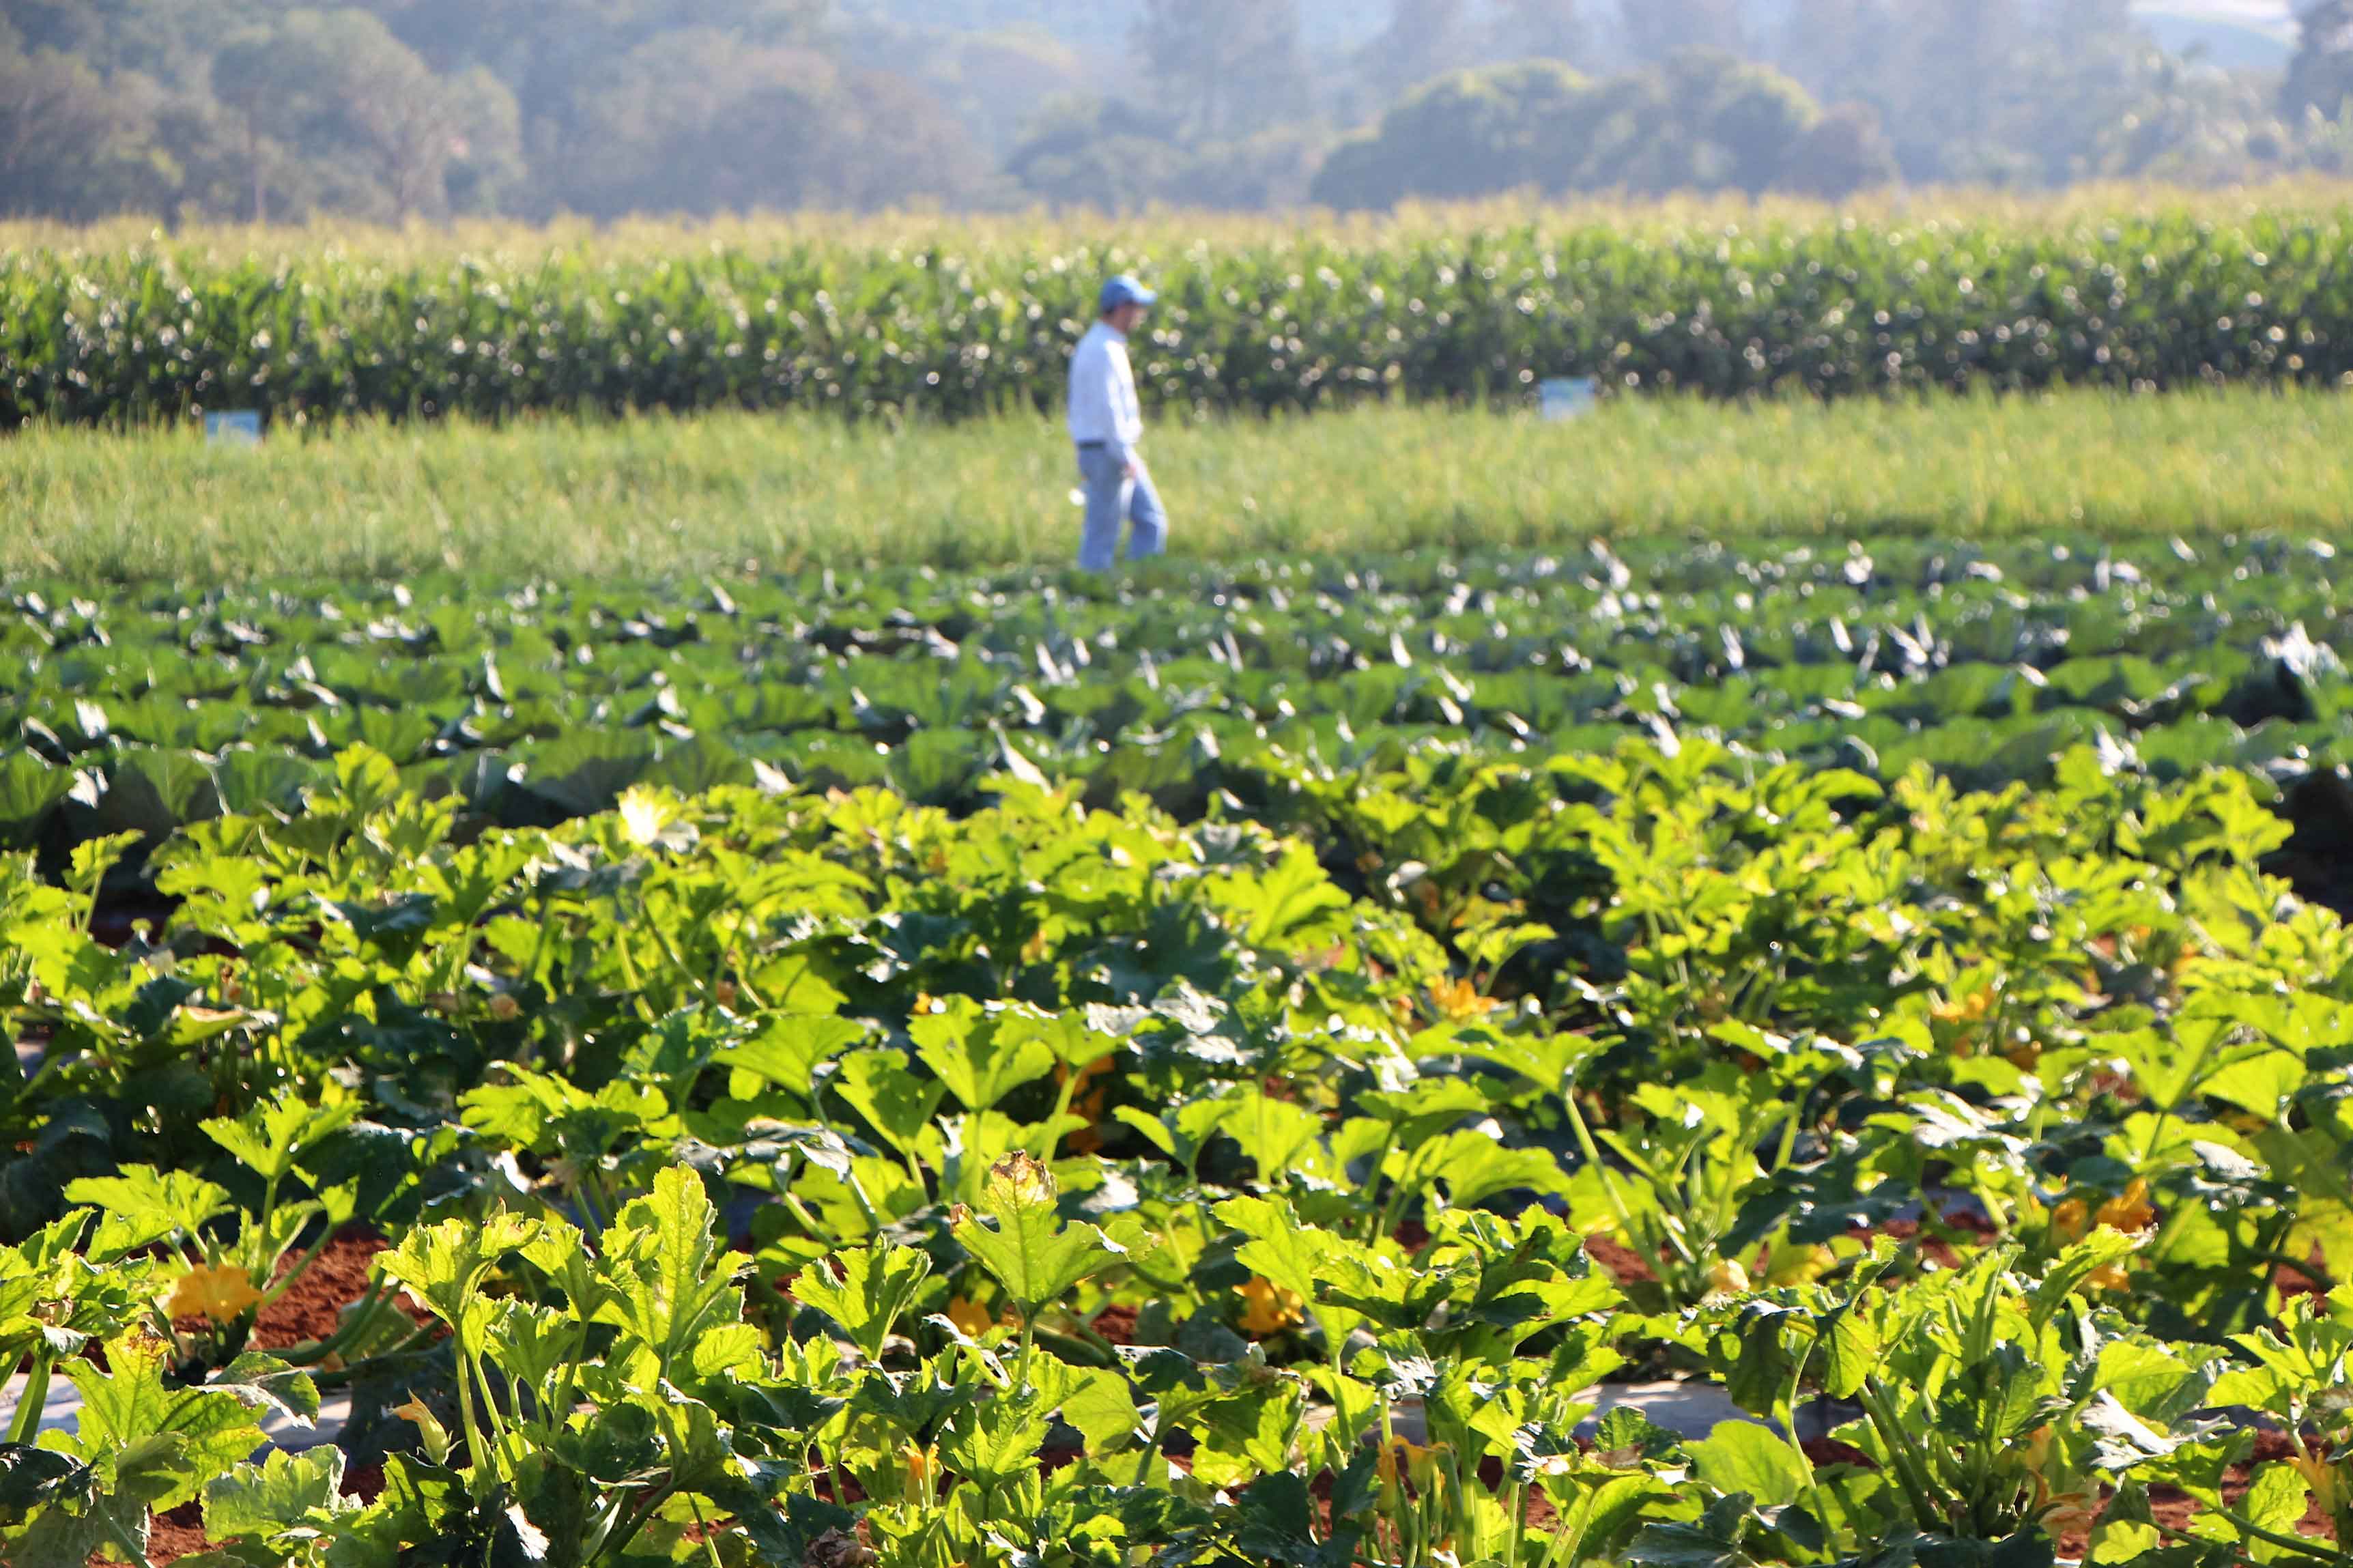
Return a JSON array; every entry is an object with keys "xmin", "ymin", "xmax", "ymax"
[
  {"xmin": 12, "ymin": 204, "xmax": 2353, "ymax": 425},
  {"xmin": 1, "ymin": 741, "xmax": 2350, "ymax": 1565},
  {"xmin": 4, "ymin": 536, "xmax": 2348, "ymax": 911}
]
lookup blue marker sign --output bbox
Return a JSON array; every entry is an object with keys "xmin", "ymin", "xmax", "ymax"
[
  {"xmin": 1539, "ymin": 377, "xmax": 1597, "ymax": 422},
  {"xmin": 204, "ymin": 411, "xmax": 263, "ymax": 446}
]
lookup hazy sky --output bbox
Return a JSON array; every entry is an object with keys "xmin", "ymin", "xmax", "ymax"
[{"xmin": 2156, "ymin": 0, "xmax": 2291, "ymax": 22}]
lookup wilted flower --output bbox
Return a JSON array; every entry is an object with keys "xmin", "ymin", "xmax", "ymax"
[
  {"xmin": 394, "ymin": 1395, "xmax": 454, "ymax": 1464},
  {"xmin": 2038, "ymin": 1488, "xmax": 2098, "ymax": 1543},
  {"xmin": 988, "ymin": 1151, "xmax": 1057, "ymax": 1208},
  {"xmin": 1061, "ymin": 1056, "xmax": 1116, "ymax": 1154},
  {"xmin": 808, "ymin": 1528, "xmax": 876, "ymax": 1568}
]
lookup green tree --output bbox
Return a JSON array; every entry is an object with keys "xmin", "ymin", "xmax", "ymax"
[
  {"xmin": 1356, "ymin": 0, "xmax": 1477, "ymax": 106},
  {"xmin": 1312, "ymin": 59, "xmax": 1603, "ymax": 207},
  {"xmin": 874, "ymin": 27, "xmax": 1089, "ymax": 160},
  {"xmin": 357, "ymin": 0, "xmax": 828, "ymax": 218},
  {"xmin": 0, "ymin": 27, "xmax": 170, "ymax": 219},
  {"xmin": 1674, "ymin": 50, "xmax": 1819, "ymax": 195},
  {"xmin": 211, "ymin": 8, "xmax": 521, "ymax": 221},
  {"xmin": 212, "ymin": 9, "xmax": 524, "ymax": 221},
  {"xmin": 2285, "ymin": 0, "xmax": 2353, "ymax": 121},
  {"xmin": 3, "ymin": 0, "xmax": 286, "ymax": 83},
  {"xmin": 2012, "ymin": 0, "xmax": 2163, "ymax": 184},
  {"xmin": 1774, "ymin": 0, "xmax": 1902, "ymax": 119},
  {"xmin": 1006, "ymin": 100, "xmax": 1189, "ymax": 211},
  {"xmin": 1315, "ymin": 48, "xmax": 1828, "ymax": 208},
  {"xmin": 1780, "ymin": 101, "xmax": 1901, "ymax": 196},
  {"xmin": 440, "ymin": 66, "xmax": 527, "ymax": 214},
  {"xmin": 1894, "ymin": 0, "xmax": 2029, "ymax": 181},
  {"xmin": 553, "ymin": 30, "xmax": 980, "ymax": 218},
  {"xmin": 208, "ymin": 22, "xmax": 314, "ymax": 222},
  {"xmin": 1136, "ymin": 0, "xmax": 1310, "ymax": 141}
]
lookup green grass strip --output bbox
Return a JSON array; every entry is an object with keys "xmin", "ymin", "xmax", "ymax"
[{"xmin": 2, "ymin": 386, "xmax": 2343, "ymax": 582}]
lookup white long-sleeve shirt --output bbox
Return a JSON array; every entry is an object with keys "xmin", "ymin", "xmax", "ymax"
[{"xmin": 1067, "ymin": 321, "xmax": 1144, "ymax": 463}]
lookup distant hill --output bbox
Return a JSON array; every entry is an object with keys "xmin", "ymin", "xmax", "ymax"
[{"xmin": 844, "ymin": 0, "xmax": 2302, "ymax": 75}]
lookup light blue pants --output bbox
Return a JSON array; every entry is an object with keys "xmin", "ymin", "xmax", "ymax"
[{"xmin": 1076, "ymin": 446, "xmax": 1167, "ymax": 571}]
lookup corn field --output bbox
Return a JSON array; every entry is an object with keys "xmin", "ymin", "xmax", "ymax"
[{"xmin": 11, "ymin": 192, "xmax": 2353, "ymax": 425}]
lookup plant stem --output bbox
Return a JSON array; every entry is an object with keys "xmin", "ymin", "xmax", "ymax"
[
  {"xmin": 1857, "ymin": 1378, "xmax": 1949, "ymax": 1535},
  {"xmin": 6, "ymin": 1350, "xmax": 53, "ymax": 1445},
  {"xmin": 2156, "ymin": 1511, "xmax": 2350, "ymax": 1567},
  {"xmin": 1557, "ymin": 1084, "xmax": 1645, "ymax": 1272},
  {"xmin": 255, "ymin": 1219, "xmax": 341, "ymax": 1313}
]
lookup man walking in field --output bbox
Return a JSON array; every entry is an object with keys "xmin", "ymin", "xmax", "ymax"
[{"xmin": 1068, "ymin": 275, "xmax": 1167, "ymax": 571}]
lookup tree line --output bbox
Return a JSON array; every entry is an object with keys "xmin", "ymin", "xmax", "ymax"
[{"xmin": 5, "ymin": 0, "xmax": 2353, "ymax": 223}]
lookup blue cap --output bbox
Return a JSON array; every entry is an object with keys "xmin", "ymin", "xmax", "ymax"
[{"xmin": 1099, "ymin": 274, "xmax": 1157, "ymax": 312}]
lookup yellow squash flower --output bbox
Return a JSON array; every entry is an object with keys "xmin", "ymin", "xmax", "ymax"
[
  {"xmin": 2097, "ymin": 1178, "xmax": 2156, "ymax": 1234},
  {"xmin": 900, "ymin": 1440, "xmax": 937, "ymax": 1489},
  {"xmin": 1059, "ymin": 1056, "xmax": 1117, "ymax": 1155},
  {"xmin": 1377, "ymin": 1435, "xmax": 1445, "ymax": 1489},
  {"xmin": 166, "ymin": 1263, "xmax": 263, "ymax": 1326},
  {"xmin": 1236, "ymin": 1277, "xmax": 1305, "ymax": 1337},
  {"xmin": 1933, "ymin": 988, "xmax": 1994, "ymax": 1026},
  {"xmin": 2294, "ymin": 1451, "xmax": 2343, "ymax": 1522},
  {"xmin": 945, "ymin": 1296, "xmax": 993, "ymax": 1338},
  {"xmin": 1428, "ymin": 978, "xmax": 1498, "ymax": 1022},
  {"xmin": 2051, "ymin": 1198, "xmax": 2090, "ymax": 1244}
]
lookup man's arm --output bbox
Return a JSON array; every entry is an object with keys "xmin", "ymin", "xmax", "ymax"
[
  {"xmin": 1107, "ymin": 341, "xmax": 1139, "ymax": 475},
  {"xmin": 1074, "ymin": 337, "xmax": 1135, "ymax": 473}
]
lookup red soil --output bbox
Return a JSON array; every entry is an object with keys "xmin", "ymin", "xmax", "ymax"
[
  {"xmin": 139, "ymin": 1503, "xmax": 214, "ymax": 1566},
  {"xmin": 253, "ymin": 1231, "xmax": 401, "ymax": 1348},
  {"xmin": 167, "ymin": 1229, "xmax": 429, "ymax": 1351},
  {"xmin": 1581, "ymin": 1234, "xmax": 1657, "ymax": 1285}
]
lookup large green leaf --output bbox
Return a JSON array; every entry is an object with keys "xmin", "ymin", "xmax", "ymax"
[
  {"xmin": 593, "ymin": 1165, "xmax": 750, "ymax": 1381},
  {"xmin": 910, "ymin": 997, "xmax": 1057, "ymax": 1113},
  {"xmin": 51, "ymin": 1339, "xmax": 266, "ymax": 1515},
  {"xmin": 202, "ymin": 1446, "xmax": 351, "ymax": 1543},
  {"xmin": 1685, "ymin": 1421, "xmax": 1811, "ymax": 1510},
  {"xmin": 0, "ymin": 752, "xmax": 96, "ymax": 849},
  {"xmin": 792, "ymin": 1239, "xmax": 930, "ymax": 1363},
  {"xmin": 950, "ymin": 1153, "xmax": 1126, "ymax": 1314}
]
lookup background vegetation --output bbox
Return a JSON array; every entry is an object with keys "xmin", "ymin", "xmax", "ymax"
[
  {"xmin": 12, "ymin": 189, "xmax": 2353, "ymax": 426},
  {"xmin": 5, "ymin": 388, "xmax": 2346, "ymax": 582},
  {"xmin": 15, "ymin": 0, "xmax": 2353, "ymax": 225}
]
